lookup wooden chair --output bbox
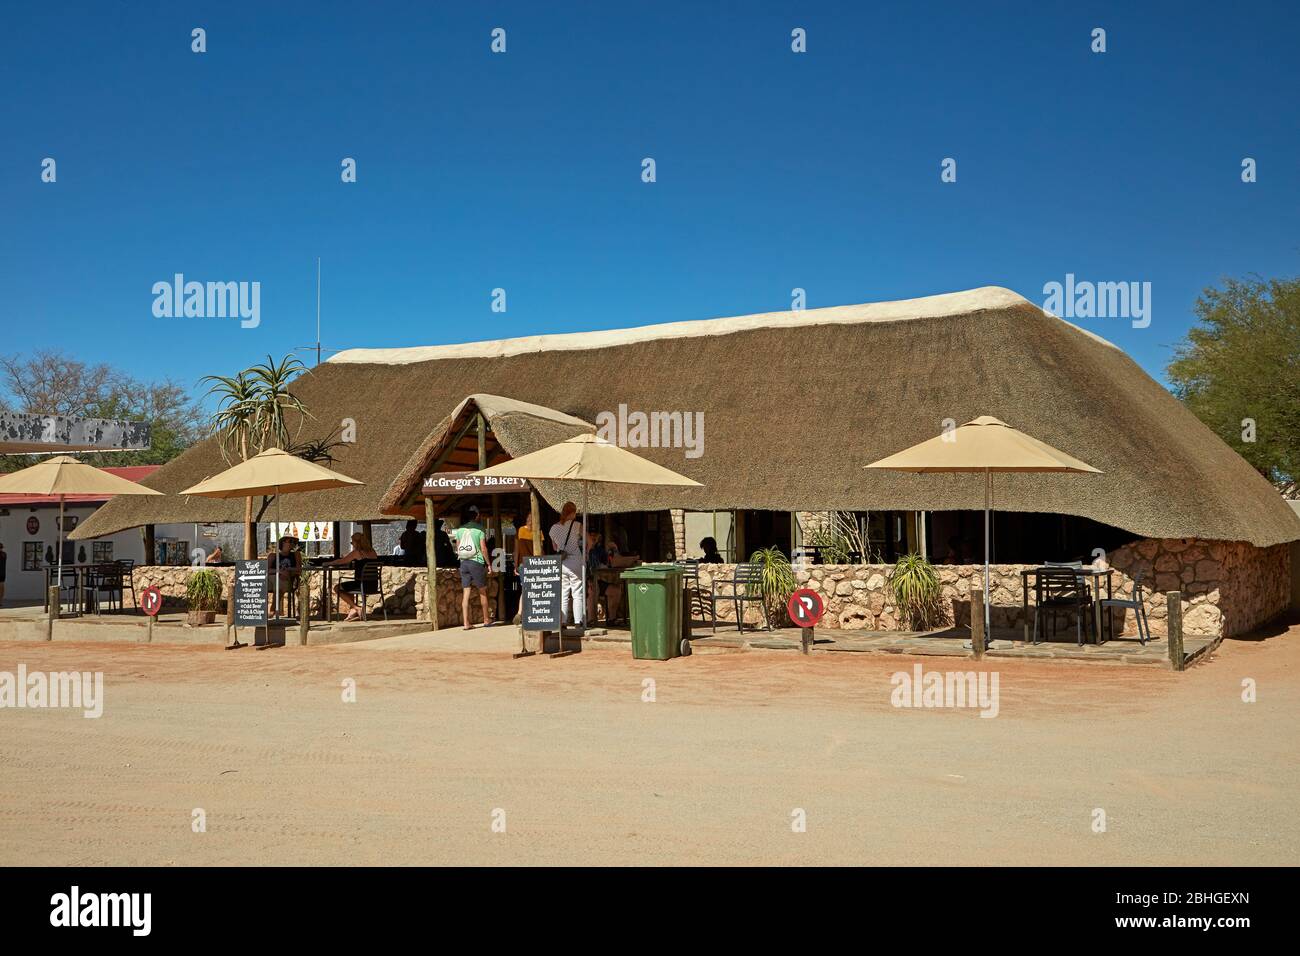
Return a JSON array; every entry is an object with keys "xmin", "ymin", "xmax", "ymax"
[{"xmin": 1099, "ymin": 570, "xmax": 1152, "ymax": 645}]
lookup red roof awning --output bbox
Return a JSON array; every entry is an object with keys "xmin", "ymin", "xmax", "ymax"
[{"xmin": 0, "ymin": 465, "xmax": 160, "ymax": 507}]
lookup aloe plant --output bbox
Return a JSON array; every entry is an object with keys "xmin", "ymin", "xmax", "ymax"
[
  {"xmin": 747, "ymin": 546, "xmax": 797, "ymax": 624},
  {"xmin": 186, "ymin": 569, "xmax": 224, "ymax": 612},
  {"xmin": 887, "ymin": 552, "xmax": 944, "ymax": 630}
]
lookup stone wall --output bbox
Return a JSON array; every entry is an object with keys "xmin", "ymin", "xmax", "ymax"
[
  {"xmin": 131, "ymin": 564, "xmax": 501, "ymax": 628},
  {"xmin": 693, "ymin": 537, "xmax": 1290, "ymax": 639}
]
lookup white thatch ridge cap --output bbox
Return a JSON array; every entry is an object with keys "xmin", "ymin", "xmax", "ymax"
[{"xmin": 328, "ymin": 286, "xmax": 1114, "ymax": 365}]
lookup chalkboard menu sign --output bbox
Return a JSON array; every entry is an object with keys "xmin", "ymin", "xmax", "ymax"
[
  {"xmin": 233, "ymin": 559, "xmax": 269, "ymax": 627},
  {"xmin": 519, "ymin": 555, "xmax": 563, "ymax": 631}
]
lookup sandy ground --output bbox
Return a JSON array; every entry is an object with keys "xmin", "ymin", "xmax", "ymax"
[{"xmin": 1, "ymin": 619, "xmax": 1296, "ymax": 866}]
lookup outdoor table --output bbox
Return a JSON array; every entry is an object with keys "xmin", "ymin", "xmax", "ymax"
[
  {"xmin": 302, "ymin": 562, "xmax": 337, "ymax": 623},
  {"xmin": 43, "ymin": 563, "xmax": 133, "ymax": 615},
  {"xmin": 1020, "ymin": 566, "xmax": 1114, "ymax": 644}
]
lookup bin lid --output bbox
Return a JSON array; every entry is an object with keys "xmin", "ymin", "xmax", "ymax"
[{"xmin": 620, "ymin": 563, "xmax": 682, "ymax": 580}]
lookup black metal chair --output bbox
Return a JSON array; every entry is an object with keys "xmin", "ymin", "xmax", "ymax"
[
  {"xmin": 1032, "ymin": 568, "xmax": 1094, "ymax": 646},
  {"xmin": 1099, "ymin": 570, "xmax": 1152, "ymax": 645},
  {"xmin": 676, "ymin": 559, "xmax": 718, "ymax": 632},
  {"xmin": 58, "ymin": 567, "xmax": 80, "ymax": 614},
  {"xmin": 711, "ymin": 562, "xmax": 771, "ymax": 633},
  {"xmin": 82, "ymin": 564, "xmax": 125, "ymax": 614},
  {"xmin": 116, "ymin": 559, "xmax": 137, "ymax": 609},
  {"xmin": 339, "ymin": 559, "xmax": 388, "ymax": 622}
]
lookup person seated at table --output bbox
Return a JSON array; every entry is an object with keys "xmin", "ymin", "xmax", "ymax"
[
  {"xmin": 327, "ymin": 531, "xmax": 379, "ymax": 622},
  {"xmin": 205, "ymin": 545, "xmax": 224, "ymax": 565},
  {"xmin": 267, "ymin": 536, "xmax": 301, "ymax": 616},
  {"xmin": 699, "ymin": 537, "xmax": 724, "ymax": 564}
]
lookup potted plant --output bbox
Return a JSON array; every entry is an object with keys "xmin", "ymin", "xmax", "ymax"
[
  {"xmin": 887, "ymin": 552, "xmax": 944, "ymax": 631},
  {"xmin": 186, "ymin": 569, "xmax": 224, "ymax": 627},
  {"xmin": 747, "ymin": 546, "xmax": 796, "ymax": 627}
]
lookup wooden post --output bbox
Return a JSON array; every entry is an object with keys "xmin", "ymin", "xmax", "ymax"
[
  {"xmin": 298, "ymin": 575, "xmax": 310, "ymax": 645},
  {"xmin": 733, "ymin": 510, "xmax": 746, "ymax": 563},
  {"xmin": 143, "ymin": 524, "xmax": 156, "ymax": 565},
  {"xmin": 801, "ymin": 626, "xmax": 813, "ymax": 655},
  {"xmin": 45, "ymin": 585, "xmax": 58, "ymax": 640},
  {"xmin": 971, "ymin": 587, "xmax": 985, "ymax": 660},
  {"xmin": 1166, "ymin": 591, "xmax": 1184, "ymax": 671},
  {"xmin": 146, "ymin": 614, "xmax": 154, "ymax": 644},
  {"xmin": 425, "ymin": 498, "xmax": 438, "ymax": 631},
  {"xmin": 492, "ymin": 499, "xmax": 503, "ymax": 624},
  {"xmin": 225, "ymin": 589, "xmax": 234, "ymax": 643}
]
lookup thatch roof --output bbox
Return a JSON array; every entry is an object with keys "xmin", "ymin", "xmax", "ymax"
[
  {"xmin": 74, "ymin": 286, "xmax": 1300, "ymax": 548},
  {"xmin": 379, "ymin": 393, "xmax": 595, "ymax": 517}
]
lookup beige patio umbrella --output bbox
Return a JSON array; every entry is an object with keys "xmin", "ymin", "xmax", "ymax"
[
  {"xmin": 865, "ymin": 416, "xmax": 1100, "ymax": 643},
  {"xmin": 181, "ymin": 447, "xmax": 363, "ymax": 626},
  {"xmin": 468, "ymin": 433, "xmax": 700, "ymax": 636},
  {"xmin": 0, "ymin": 456, "xmax": 163, "ymax": 613}
]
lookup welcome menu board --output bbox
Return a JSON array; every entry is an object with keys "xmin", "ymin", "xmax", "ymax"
[
  {"xmin": 519, "ymin": 555, "xmax": 563, "ymax": 631},
  {"xmin": 233, "ymin": 559, "xmax": 269, "ymax": 627}
]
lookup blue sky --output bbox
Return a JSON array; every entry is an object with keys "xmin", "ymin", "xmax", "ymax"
[{"xmin": 2, "ymin": 1, "xmax": 1296, "ymax": 403}]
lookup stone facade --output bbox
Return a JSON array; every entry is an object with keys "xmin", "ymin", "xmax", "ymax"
[
  {"xmin": 129, "ymin": 535, "xmax": 1289, "ymax": 640},
  {"xmin": 692, "ymin": 537, "xmax": 1290, "ymax": 639},
  {"xmin": 131, "ymin": 565, "xmax": 500, "ymax": 628}
]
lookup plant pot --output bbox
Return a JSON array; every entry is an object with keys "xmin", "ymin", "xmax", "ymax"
[{"xmin": 187, "ymin": 609, "xmax": 217, "ymax": 627}]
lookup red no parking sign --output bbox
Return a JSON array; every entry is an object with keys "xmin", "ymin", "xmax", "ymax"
[
  {"xmin": 787, "ymin": 588, "xmax": 825, "ymax": 628},
  {"xmin": 140, "ymin": 586, "xmax": 163, "ymax": 617}
]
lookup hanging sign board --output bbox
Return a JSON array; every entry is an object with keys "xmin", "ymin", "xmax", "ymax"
[
  {"xmin": 519, "ymin": 555, "xmax": 563, "ymax": 630},
  {"xmin": 422, "ymin": 473, "xmax": 530, "ymax": 496},
  {"xmin": 233, "ymin": 559, "xmax": 269, "ymax": 627}
]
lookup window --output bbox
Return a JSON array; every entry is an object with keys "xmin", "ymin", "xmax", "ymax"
[
  {"xmin": 23, "ymin": 542, "xmax": 43, "ymax": 571},
  {"xmin": 92, "ymin": 542, "xmax": 114, "ymax": 563}
]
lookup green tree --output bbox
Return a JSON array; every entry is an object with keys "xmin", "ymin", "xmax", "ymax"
[
  {"xmin": 200, "ymin": 355, "xmax": 311, "ymax": 558},
  {"xmin": 201, "ymin": 371, "xmax": 261, "ymax": 559},
  {"xmin": 0, "ymin": 350, "xmax": 204, "ymax": 470},
  {"xmin": 1167, "ymin": 276, "xmax": 1300, "ymax": 495}
]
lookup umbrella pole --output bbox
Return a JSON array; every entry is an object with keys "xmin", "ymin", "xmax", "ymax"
[
  {"xmin": 581, "ymin": 482, "xmax": 588, "ymax": 637},
  {"xmin": 275, "ymin": 484, "xmax": 282, "ymax": 624},
  {"xmin": 984, "ymin": 468, "xmax": 991, "ymax": 646},
  {"xmin": 58, "ymin": 495, "xmax": 65, "ymax": 616}
]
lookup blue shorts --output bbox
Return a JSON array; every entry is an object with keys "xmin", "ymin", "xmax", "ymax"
[{"xmin": 459, "ymin": 560, "xmax": 487, "ymax": 589}]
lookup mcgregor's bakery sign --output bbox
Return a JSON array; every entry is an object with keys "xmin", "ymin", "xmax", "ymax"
[{"xmin": 422, "ymin": 473, "xmax": 530, "ymax": 496}]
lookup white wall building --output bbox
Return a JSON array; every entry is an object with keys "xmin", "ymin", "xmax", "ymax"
[{"xmin": 0, "ymin": 465, "xmax": 193, "ymax": 606}]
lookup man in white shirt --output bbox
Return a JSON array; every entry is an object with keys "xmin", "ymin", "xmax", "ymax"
[{"xmin": 548, "ymin": 501, "xmax": 584, "ymax": 629}]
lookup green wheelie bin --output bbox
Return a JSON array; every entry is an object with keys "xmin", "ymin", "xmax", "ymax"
[{"xmin": 621, "ymin": 564, "xmax": 686, "ymax": 660}]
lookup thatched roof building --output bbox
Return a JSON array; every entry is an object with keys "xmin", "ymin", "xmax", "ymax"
[{"xmin": 74, "ymin": 286, "xmax": 1300, "ymax": 548}]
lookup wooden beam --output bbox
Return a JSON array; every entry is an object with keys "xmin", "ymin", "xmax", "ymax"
[
  {"xmin": 298, "ymin": 576, "xmax": 311, "ymax": 646},
  {"xmin": 143, "ymin": 524, "xmax": 155, "ymax": 566},
  {"xmin": 425, "ymin": 497, "xmax": 438, "ymax": 631},
  {"xmin": 46, "ymin": 585, "xmax": 58, "ymax": 640},
  {"xmin": 1166, "ymin": 591, "xmax": 1184, "ymax": 671},
  {"xmin": 401, "ymin": 413, "xmax": 480, "ymax": 513},
  {"xmin": 971, "ymin": 587, "xmax": 985, "ymax": 660}
]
